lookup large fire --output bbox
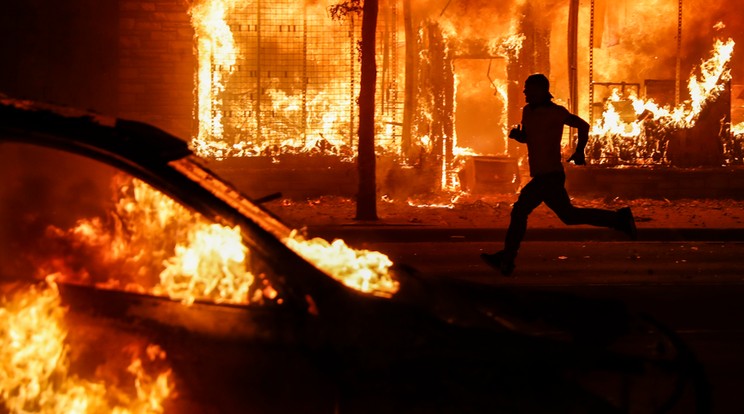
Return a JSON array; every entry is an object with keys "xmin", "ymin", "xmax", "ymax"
[
  {"xmin": 48, "ymin": 177, "xmax": 260, "ymax": 306},
  {"xmin": 0, "ymin": 279, "xmax": 172, "ymax": 413},
  {"xmin": 588, "ymin": 37, "xmax": 736, "ymax": 165},
  {"xmin": 44, "ymin": 174, "xmax": 398, "ymax": 302},
  {"xmin": 185, "ymin": 0, "xmax": 741, "ymax": 205},
  {"xmin": 189, "ymin": 0, "xmax": 240, "ymax": 150},
  {"xmin": 188, "ymin": 0, "xmax": 389, "ymax": 159},
  {"xmin": 155, "ymin": 223, "xmax": 253, "ymax": 305}
]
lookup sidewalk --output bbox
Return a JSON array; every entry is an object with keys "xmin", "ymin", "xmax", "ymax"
[{"xmin": 262, "ymin": 194, "xmax": 744, "ymax": 242}]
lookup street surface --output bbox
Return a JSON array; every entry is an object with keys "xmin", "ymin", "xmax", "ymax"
[{"xmin": 360, "ymin": 240, "xmax": 744, "ymax": 414}]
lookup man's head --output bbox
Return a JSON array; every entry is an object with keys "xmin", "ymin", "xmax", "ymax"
[{"xmin": 524, "ymin": 73, "xmax": 553, "ymax": 105}]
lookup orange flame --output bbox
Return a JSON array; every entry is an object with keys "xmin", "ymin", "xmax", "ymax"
[
  {"xmin": 46, "ymin": 173, "xmax": 398, "ymax": 302},
  {"xmin": 189, "ymin": 0, "xmax": 240, "ymax": 153},
  {"xmin": 188, "ymin": 1, "xmax": 405, "ymax": 160},
  {"xmin": 487, "ymin": 33, "xmax": 526, "ymax": 60},
  {"xmin": 157, "ymin": 223, "xmax": 254, "ymax": 305},
  {"xmin": 49, "ymin": 177, "xmax": 261, "ymax": 306},
  {"xmin": 590, "ymin": 37, "xmax": 735, "ymax": 164},
  {"xmin": 0, "ymin": 279, "xmax": 172, "ymax": 413},
  {"xmin": 406, "ymin": 193, "xmax": 462, "ymax": 210},
  {"xmin": 285, "ymin": 230, "xmax": 399, "ymax": 298},
  {"xmin": 733, "ymin": 122, "xmax": 744, "ymax": 136}
]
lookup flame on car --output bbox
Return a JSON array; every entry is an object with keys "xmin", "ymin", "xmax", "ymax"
[
  {"xmin": 285, "ymin": 230, "xmax": 399, "ymax": 298},
  {"xmin": 45, "ymin": 174, "xmax": 398, "ymax": 302},
  {"xmin": 48, "ymin": 177, "xmax": 262, "ymax": 305},
  {"xmin": 0, "ymin": 279, "xmax": 172, "ymax": 413}
]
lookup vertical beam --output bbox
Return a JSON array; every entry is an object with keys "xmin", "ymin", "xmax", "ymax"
[
  {"xmin": 256, "ymin": 0, "xmax": 262, "ymax": 142},
  {"xmin": 443, "ymin": 53, "xmax": 454, "ymax": 189},
  {"xmin": 390, "ymin": 0, "xmax": 399, "ymax": 151},
  {"xmin": 568, "ymin": 0, "xmax": 579, "ymax": 114},
  {"xmin": 589, "ymin": 0, "xmax": 595, "ymax": 127},
  {"xmin": 302, "ymin": 3, "xmax": 308, "ymax": 145},
  {"xmin": 350, "ymin": 16, "xmax": 356, "ymax": 147},
  {"xmin": 380, "ymin": 0, "xmax": 390, "ymax": 118},
  {"xmin": 402, "ymin": 0, "xmax": 415, "ymax": 160},
  {"xmin": 568, "ymin": 0, "xmax": 579, "ymax": 149},
  {"xmin": 356, "ymin": 0, "xmax": 379, "ymax": 220},
  {"xmin": 675, "ymin": 0, "xmax": 683, "ymax": 105}
]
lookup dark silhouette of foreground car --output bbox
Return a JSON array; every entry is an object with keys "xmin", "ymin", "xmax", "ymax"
[{"xmin": 0, "ymin": 97, "xmax": 710, "ymax": 413}]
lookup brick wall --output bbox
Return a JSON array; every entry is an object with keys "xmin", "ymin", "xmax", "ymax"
[
  {"xmin": 0, "ymin": 1, "xmax": 118, "ymax": 114},
  {"xmin": 119, "ymin": 0, "xmax": 195, "ymax": 140}
]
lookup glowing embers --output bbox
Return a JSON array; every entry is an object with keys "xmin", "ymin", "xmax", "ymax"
[
  {"xmin": 285, "ymin": 230, "xmax": 399, "ymax": 298},
  {"xmin": 406, "ymin": 193, "xmax": 462, "ymax": 210},
  {"xmin": 589, "ymin": 37, "xmax": 735, "ymax": 165},
  {"xmin": 0, "ymin": 279, "xmax": 172, "ymax": 413},
  {"xmin": 46, "ymin": 176, "xmax": 263, "ymax": 306}
]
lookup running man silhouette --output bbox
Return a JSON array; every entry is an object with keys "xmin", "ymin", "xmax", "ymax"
[{"xmin": 481, "ymin": 73, "xmax": 637, "ymax": 276}]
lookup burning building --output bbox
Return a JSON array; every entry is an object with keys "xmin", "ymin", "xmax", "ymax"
[
  {"xmin": 1, "ymin": 0, "xmax": 743, "ymax": 198},
  {"xmin": 182, "ymin": 0, "xmax": 744, "ymax": 198}
]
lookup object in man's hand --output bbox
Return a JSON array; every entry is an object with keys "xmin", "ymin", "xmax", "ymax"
[
  {"xmin": 567, "ymin": 151, "xmax": 586, "ymax": 165},
  {"xmin": 508, "ymin": 125, "xmax": 525, "ymax": 142}
]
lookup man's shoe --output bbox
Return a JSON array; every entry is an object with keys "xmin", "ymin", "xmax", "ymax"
[
  {"xmin": 617, "ymin": 207, "xmax": 637, "ymax": 240},
  {"xmin": 480, "ymin": 251, "xmax": 516, "ymax": 276}
]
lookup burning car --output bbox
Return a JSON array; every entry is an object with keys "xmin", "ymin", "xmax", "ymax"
[{"xmin": 0, "ymin": 97, "xmax": 709, "ymax": 413}]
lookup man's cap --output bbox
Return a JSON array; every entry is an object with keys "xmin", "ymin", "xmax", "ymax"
[{"xmin": 525, "ymin": 73, "xmax": 553, "ymax": 98}]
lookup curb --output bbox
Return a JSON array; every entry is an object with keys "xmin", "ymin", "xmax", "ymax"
[{"xmin": 305, "ymin": 226, "xmax": 744, "ymax": 243}]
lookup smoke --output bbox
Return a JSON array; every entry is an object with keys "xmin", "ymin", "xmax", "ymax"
[
  {"xmin": 420, "ymin": 0, "xmax": 527, "ymax": 41},
  {"xmin": 683, "ymin": 0, "xmax": 743, "ymax": 81}
]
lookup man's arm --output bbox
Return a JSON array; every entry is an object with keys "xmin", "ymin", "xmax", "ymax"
[
  {"xmin": 508, "ymin": 124, "xmax": 526, "ymax": 143},
  {"xmin": 566, "ymin": 113, "xmax": 589, "ymax": 165},
  {"xmin": 508, "ymin": 107, "xmax": 528, "ymax": 143}
]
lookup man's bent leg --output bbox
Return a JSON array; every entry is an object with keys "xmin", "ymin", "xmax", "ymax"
[
  {"xmin": 504, "ymin": 178, "xmax": 545, "ymax": 254},
  {"xmin": 482, "ymin": 177, "xmax": 544, "ymax": 276},
  {"xmin": 543, "ymin": 174, "xmax": 636, "ymax": 238}
]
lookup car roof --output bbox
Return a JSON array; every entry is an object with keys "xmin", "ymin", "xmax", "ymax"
[{"xmin": 0, "ymin": 96, "xmax": 192, "ymax": 166}]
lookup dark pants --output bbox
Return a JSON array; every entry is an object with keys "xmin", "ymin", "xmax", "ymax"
[{"xmin": 504, "ymin": 171, "xmax": 620, "ymax": 254}]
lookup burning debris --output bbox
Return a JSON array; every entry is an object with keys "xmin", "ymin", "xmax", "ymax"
[
  {"xmin": 588, "ymin": 37, "xmax": 737, "ymax": 166},
  {"xmin": 0, "ymin": 279, "xmax": 172, "ymax": 413}
]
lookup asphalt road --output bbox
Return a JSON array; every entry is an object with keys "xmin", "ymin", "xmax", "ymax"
[
  {"xmin": 361, "ymin": 240, "xmax": 744, "ymax": 286},
  {"xmin": 360, "ymin": 240, "xmax": 744, "ymax": 414},
  {"xmin": 49, "ymin": 240, "xmax": 744, "ymax": 413}
]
